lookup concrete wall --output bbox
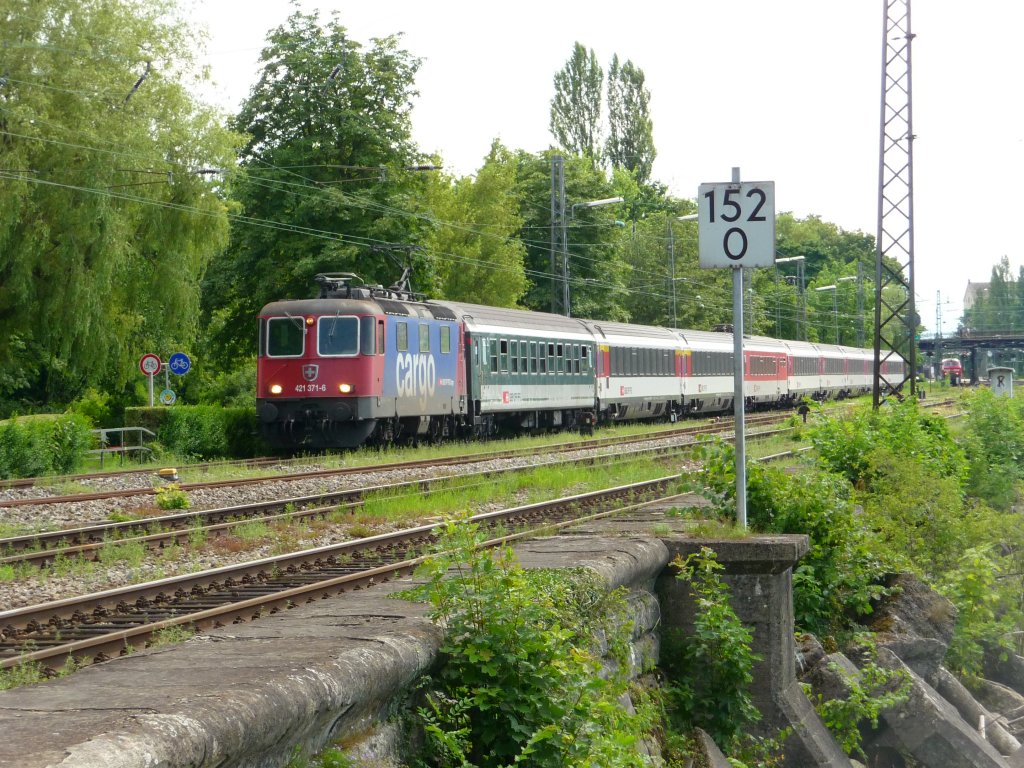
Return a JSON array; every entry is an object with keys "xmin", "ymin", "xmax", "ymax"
[{"xmin": 0, "ymin": 526, "xmax": 843, "ymax": 767}]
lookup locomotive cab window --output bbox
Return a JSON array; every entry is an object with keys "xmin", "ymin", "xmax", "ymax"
[
  {"xmin": 318, "ymin": 316, "xmax": 359, "ymax": 357},
  {"xmin": 267, "ymin": 317, "xmax": 305, "ymax": 357}
]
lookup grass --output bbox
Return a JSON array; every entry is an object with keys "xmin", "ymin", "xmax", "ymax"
[{"xmin": 149, "ymin": 624, "xmax": 196, "ymax": 647}]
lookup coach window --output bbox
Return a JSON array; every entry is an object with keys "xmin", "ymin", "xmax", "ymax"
[
  {"xmin": 500, "ymin": 339, "xmax": 509, "ymax": 372},
  {"xmin": 581, "ymin": 346, "xmax": 590, "ymax": 372},
  {"xmin": 519, "ymin": 343, "xmax": 527, "ymax": 374},
  {"xmin": 267, "ymin": 317, "xmax": 305, "ymax": 358},
  {"xmin": 489, "ymin": 339, "xmax": 499, "ymax": 373},
  {"xmin": 539, "ymin": 343, "xmax": 548, "ymax": 373},
  {"xmin": 440, "ymin": 325, "xmax": 451, "ymax": 354},
  {"xmin": 530, "ymin": 341, "xmax": 538, "ymax": 373},
  {"xmin": 396, "ymin": 322, "xmax": 409, "ymax": 352},
  {"xmin": 556, "ymin": 343, "xmax": 564, "ymax": 373},
  {"xmin": 571, "ymin": 344, "xmax": 579, "ymax": 374},
  {"xmin": 510, "ymin": 340, "xmax": 519, "ymax": 373}
]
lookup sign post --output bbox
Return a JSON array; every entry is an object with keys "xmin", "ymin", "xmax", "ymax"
[
  {"xmin": 696, "ymin": 169, "xmax": 776, "ymax": 528},
  {"xmin": 139, "ymin": 353, "xmax": 162, "ymax": 407}
]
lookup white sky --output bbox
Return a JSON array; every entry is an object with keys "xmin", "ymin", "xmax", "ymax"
[{"xmin": 185, "ymin": 0, "xmax": 1024, "ymax": 334}]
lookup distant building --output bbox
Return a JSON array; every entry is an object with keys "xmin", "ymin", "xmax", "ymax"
[{"xmin": 964, "ymin": 281, "xmax": 990, "ymax": 310}]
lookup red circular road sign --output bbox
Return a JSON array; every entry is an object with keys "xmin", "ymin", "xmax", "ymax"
[{"xmin": 139, "ymin": 353, "xmax": 162, "ymax": 376}]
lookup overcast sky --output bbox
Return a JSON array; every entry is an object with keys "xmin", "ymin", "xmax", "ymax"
[{"xmin": 185, "ymin": 0, "xmax": 1024, "ymax": 335}]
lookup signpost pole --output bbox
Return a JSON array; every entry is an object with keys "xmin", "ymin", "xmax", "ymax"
[
  {"xmin": 730, "ymin": 167, "xmax": 747, "ymax": 530},
  {"xmin": 696, "ymin": 168, "xmax": 774, "ymax": 530},
  {"xmin": 149, "ymin": 373, "xmax": 154, "ymax": 408}
]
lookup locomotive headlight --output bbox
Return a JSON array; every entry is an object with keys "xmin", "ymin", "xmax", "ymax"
[
  {"xmin": 339, "ymin": 383, "xmax": 353, "ymax": 394},
  {"xmin": 270, "ymin": 384, "xmax": 283, "ymax": 395}
]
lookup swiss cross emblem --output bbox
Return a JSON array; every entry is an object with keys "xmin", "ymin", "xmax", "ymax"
[
  {"xmin": 502, "ymin": 391, "xmax": 509, "ymax": 404},
  {"xmin": 620, "ymin": 386, "xmax": 626, "ymax": 396},
  {"xmin": 302, "ymin": 364, "xmax": 319, "ymax": 382}
]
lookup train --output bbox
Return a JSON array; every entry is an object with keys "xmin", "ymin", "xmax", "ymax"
[
  {"xmin": 940, "ymin": 358, "xmax": 963, "ymax": 379},
  {"xmin": 256, "ymin": 273, "xmax": 905, "ymax": 449}
]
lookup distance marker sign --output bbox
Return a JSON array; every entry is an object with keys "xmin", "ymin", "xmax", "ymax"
[{"xmin": 697, "ymin": 181, "xmax": 775, "ymax": 269}]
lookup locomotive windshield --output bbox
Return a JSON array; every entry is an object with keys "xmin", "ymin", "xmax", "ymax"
[
  {"xmin": 318, "ymin": 316, "xmax": 359, "ymax": 356},
  {"xmin": 266, "ymin": 317, "xmax": 305, "ymax": 357}
]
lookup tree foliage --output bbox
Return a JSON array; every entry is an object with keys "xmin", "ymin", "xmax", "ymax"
[
  {"xmin": 421, "ymin": 141, "xmax": 528, "ymax": 307},
  {"xmin": 201, "ymin": 9, "xmax": 431, "ymax": 362},
  {"xmin": 0, "ymin": 0, "xmax": 238, "ymax": 406},
  {"xmin": 549, "ymin": 42, "xmax": 603, "ymax": 160},
  {"xmin": 605, "ymin": 55, "xmax": 656, "ymax": 184}
]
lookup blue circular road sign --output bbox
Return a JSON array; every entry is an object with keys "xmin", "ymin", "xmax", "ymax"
[{"xmin": 168, "ymin": 352, "xmax": 192, "ymax": 375}]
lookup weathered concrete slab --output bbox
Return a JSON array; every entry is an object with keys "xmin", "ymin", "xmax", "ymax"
[
  {"xmin": 866, "ymin": 647, "xmax": 1011, "ymax": 767},
  {"xmin": 0, "ymin": 535, "xmax": 670, "ymax": 768}
]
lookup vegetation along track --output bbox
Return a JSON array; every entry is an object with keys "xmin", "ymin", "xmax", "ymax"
[
  {"xmin": 0, "ymin": 440, "xmax": 709, "ymax": 568},
  {"xmin": 0, "ymin": 413, "xmax": 793, "ymax": 509},
  {"xmin": 0, "ymin": 476, "xmax": 680, "ymax": 673}
]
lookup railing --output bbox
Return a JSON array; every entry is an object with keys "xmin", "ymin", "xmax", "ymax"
[{"xmin": 89, "ymin": 427, "xmax": 155, "ymax": 467}]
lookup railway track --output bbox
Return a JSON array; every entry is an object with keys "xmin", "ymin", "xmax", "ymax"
[
  {"xmin": 0, "ymin": 442, "xmax": 697, "ymax": 568},
  {"xmin": 0, "ymin": 413, "xmax": 792, "ymax": 508},
  {"xmin": 0, "ymin": 399, "xmax": 958, "ymax": 673},
  {"xmin": 0, "ymin": 476, "xmax": 682, "ymax": 673}
]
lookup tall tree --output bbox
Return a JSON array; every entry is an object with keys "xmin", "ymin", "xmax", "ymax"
[
  {"xmin": 0, "ymin": 0, "xmax": 238, "ymax": 406},
  {"xmin": 605, "ymin": 55, "xmax": 656, "ymax": 184},
  {"xmin": 549, "ymin": 43, "xmax": 603, "ymax": 160},
  {"xmin": 422, "ymin": 142, "xmax": 528, "ymax": 307},
  {"xmin": 202, "ymin": 10, "xmax": 430, "ymax": 361}
]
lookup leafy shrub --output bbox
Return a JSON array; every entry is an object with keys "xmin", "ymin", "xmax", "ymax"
[
  {"xmin": 960, "ymin": 387, "xmax": 1024, "ymax": 510},
  {"xmin": 126, "ymin": 406, "xmax": 262, "ymax": 459},
  {"xmin": 0, "ymin": 413, "xmax": 94, "ymax": 479},
  {"xmin": 155, "ymin": 483, "xmax": 191, "ymax": 510},
  {"xmin": 687, "ymin": 439, "xmax": 889, "ymax": 639},
  {"xmin": 810, "ymin": 399, "xmax": 967, "ymax": 492},
  {"xmin": 411, "ymin": 517, "xmax": 647, "ymax": 768}
]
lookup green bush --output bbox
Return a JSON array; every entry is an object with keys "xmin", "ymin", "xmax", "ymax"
[
  {"xmin": 0, "ymin": 413, "xmax": 94, "ymax": 479},
  {"xmin": 126, "ymin": 406, "xmax": 262, "ymax": 459},
  {"xmin": 410, "ymin": 517, "xmax": 647, "ymax": 768},
  {"xmin": 686, "ymin": 440, "xmax": 889, "ymax": 639}
]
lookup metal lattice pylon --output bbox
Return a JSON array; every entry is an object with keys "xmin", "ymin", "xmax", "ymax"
[{"xmin": 874, "ymin": 0, "xmax": 917, "ymax": 407}]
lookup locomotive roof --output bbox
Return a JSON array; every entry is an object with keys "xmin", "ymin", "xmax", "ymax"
[{"xmin": 260, "ymin": 298, "xmax": 381, "ymax": 316}]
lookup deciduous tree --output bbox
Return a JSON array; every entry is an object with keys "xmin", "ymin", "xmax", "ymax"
[
  {"xmin": 549, "ymin": 43, "xmax": 603, "ymax": 161},
  {"xmin": 0, "ymin": 0, "xmax": 238, "ymax": 407},
  {"xmin": 605, "ymin": 55, "xmax": 656, "ymax": 184},
  {"xmin": 202, "ymin": 9, "xmax": 431, "ymax": 362},
  {"xmin": 422, "ymin": 142, "xmax": 528, "ymax": 307}
]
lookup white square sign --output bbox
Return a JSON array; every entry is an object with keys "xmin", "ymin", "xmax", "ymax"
[{"xmin": 697, "ymin": 181, "xmax": 776, "ymax": 269}]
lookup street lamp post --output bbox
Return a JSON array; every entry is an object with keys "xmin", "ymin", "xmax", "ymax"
[
  {"xmin": 815, "ymin": 285, "xmax": 838, "ymax": 343},
  {"xmin": 775, "ymin": 256, "xmax": 806, "ymax": 340},
  {"xmin": 561, "ymin": 196, "xmax": 624, "ymax": 317}
]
